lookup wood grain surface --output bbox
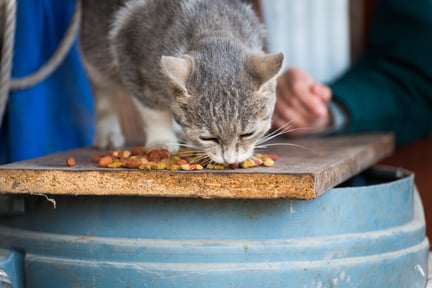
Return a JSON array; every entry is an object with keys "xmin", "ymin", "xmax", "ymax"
[{"xmin": 0, "ymin": 133, "xmax": 394, "ymax": 199}]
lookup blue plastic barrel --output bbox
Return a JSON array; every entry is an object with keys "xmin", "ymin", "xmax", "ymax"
[{"xmin": 0, "ymin": 166, "xmax": 429, "ymax": 287}]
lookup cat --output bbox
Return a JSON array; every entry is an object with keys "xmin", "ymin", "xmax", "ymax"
[{"xmin": 79, "ymin": 0, "xmax": 283, "ymax": 164}]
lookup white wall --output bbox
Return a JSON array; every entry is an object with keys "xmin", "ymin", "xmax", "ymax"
[{"xmin": 261, "ymin": 0, "xmax": 350, "ymax": 82}]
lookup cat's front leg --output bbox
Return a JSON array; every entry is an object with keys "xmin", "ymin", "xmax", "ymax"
[
  {"xmin": 94, "ymin": 110, "xmax": 125, "ymax": 148},
  {"xmin": 85, "ymin": 64, "xmax": 125, "ymax": 148},
  {"xmin": 132, "ymin": 98, "xmax": 179, "ymax": 152}
]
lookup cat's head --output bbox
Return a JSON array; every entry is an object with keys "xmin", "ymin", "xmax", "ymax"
[{"xmin": 161, "ymin": 51, "xmax": 283, "ymax": 164}]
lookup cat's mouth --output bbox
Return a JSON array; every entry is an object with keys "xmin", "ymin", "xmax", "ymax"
[{"xmin": 209, "ymin": 151, "xmax": 253, "ymax": 165}]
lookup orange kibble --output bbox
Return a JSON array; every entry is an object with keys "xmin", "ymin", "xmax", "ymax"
[
  {"xmin": 253, "ymin": 159, "xmax": 263, "ymax": 166},
  {"xmin": 267, "ymin": 154, "xmax": 280, "ymax": 161},
  {"xmin": 91, "ymin": 153, "xmax": 103, "ymax": 163},
  {"xmin": 98, "ymin": 156, "xmax": 113, "ymax": 167},
  {"xmin": 176, "ymin": 159, "xmax": 188, "ymax": 166},
  {"xmin": 147, "ymin": 149, "xmax": 161, "ymax": 162},
  {"xmin": 229, "ymin": 163, "xmax": 239, "ymax": 169},
  {"xmin": 189, "ymin": 164, "xmax": 198, "ymax": 170},
  {"xmin": 159, "ymin": 149, "xmax": 170, "ymax": 159},
  {"xmin": 182, "ymin": 163, "xmax": 204, "ymax": 170},
  {"xmin": 149, "ymin": 155, "xmax": 161, "ymax": 162},
  {"xmin": 66, "ymin": 156, "xmax": 76, "ymax": 167},
  {"xmin": 131, "ymin": 146, "xmax": 144, "ymax": 155},
  {"xmin": 123, "ymin": 158, "xmax": 142, "ymax": 168}
]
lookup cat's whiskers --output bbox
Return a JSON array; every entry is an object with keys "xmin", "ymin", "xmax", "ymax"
[
  {"xmin": 173, "ymin": 145, "xmax": 208, "ymax": 161},
  {"xmin": 255, "ymin": 121, "xmax": 314, "ymax": 153},
  {"xmin": 174, "ymin": 151, "xmax": 200, "ymax": 158},
  {"xmin": 255, "ymin": 142, "xmax": 312, "ymax": 153},
  {"xmin": 176, "ymin": 142, "xmax": 198, "ymax": 149},
  {"xmin": 206, "ymin": 159, "xmax": 217, "ymax": 167},
  {"xmin": 190, "ymin": 154, "xmax": 211, "ymax": 165},
  {"xmin": 256, "ymin": 121, "xmax": 294, "ymax": 145},
  {"xmin": 157, "ymin": 142, "xmax": 189, "ymax": 149},
  {"xmin": 262, "ymin": 127, "xmax": 317, "ymax": 146}
]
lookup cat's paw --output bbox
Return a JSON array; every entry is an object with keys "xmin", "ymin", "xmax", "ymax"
[
  {"xmin": 93, "ymin": 131, "xmax": 125, "ymax": 149},
  {"xmin": 145, "ymin": 132, "xmax": 179, "ymax": 152},
  {"xmin": 93, "ymin": 117, "xmax": 125, "ymax": 148}
]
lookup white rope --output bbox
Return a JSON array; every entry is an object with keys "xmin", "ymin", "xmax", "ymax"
[
  {"xmin": 0, "ymin": 0, "xmax": 81, "ymax": 128},
  {"xmin": 0, "ymin": 0, "xmax": 16, "ymax": 128},
  {"xmin": 9, "ymin": 0, "xmax": 81, "ymax": 90}
]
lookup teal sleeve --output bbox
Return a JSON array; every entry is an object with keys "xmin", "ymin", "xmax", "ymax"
[{"xmin": 329, "ymin": 0, "xmax": 432, "ymax": 145}]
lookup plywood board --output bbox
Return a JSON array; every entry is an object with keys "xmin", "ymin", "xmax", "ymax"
[{"xmin": 0, "ymin": 133, "xmax": 394, "ymax": 199}]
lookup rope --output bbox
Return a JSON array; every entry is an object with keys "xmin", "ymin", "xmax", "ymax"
[
  {"xmin": 0, "ymin": 0, "xmax": 81, "ymax": 128},
  {"xmin": 0, "ymin": 0, "xmax": 16, "ymax": 128}
]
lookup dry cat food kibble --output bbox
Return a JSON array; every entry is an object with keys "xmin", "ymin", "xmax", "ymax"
[
  {"xmin": 89, "ymin": 147, "xmax": 278, "ymax": 171},
  {"xmin": 66, "ymin": 156, "xmax": 76, "ymax": 167}
]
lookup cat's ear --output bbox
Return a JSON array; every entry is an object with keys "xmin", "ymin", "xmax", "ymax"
[
  {"xmin": 246, "ymin": 52, "xmax": 284, "ymax": 86},
  {"xmin": 160, "ymin": 55, "xmax": 193, "ymax": 93}
]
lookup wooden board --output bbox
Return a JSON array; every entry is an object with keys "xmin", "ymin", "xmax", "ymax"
[{"xmin": 0, "ymin": 133, "xmax": 394, "ymax": 199}]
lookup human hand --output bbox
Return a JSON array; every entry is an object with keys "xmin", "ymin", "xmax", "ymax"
[{"xmin": 272, "ymin": 68, "xmax": 332, "ymax": 135}]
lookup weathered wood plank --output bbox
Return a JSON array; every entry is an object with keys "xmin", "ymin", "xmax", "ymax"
[{"xmin": 0, "ymin": 133, "xmax": 394, "ymax": 199}]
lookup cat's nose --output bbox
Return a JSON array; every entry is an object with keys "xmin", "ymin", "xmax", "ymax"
[
  {"xmin": 223, "ymin": 148, "xmax": 253, "ymax": 164},
  {"xmin": 223, "ymin": 157, "xmax": 236, "ymax": 165},
  {"xmin": 222, "ymin": 152, "xmax": 237, "ymax": 164},
  {"xmin": 221, "ymin": 146, "xmax": 251, "ymax": 164}
]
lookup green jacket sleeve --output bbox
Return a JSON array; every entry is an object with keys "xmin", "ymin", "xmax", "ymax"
[{"xmin": 329, "ymin": 0, "xmax": 432, "ymax": 145}]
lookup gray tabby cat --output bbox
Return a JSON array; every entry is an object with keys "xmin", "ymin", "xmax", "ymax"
[{"xmin": 80, "ymin": 0, "xmax": 283, "ymax": 164}]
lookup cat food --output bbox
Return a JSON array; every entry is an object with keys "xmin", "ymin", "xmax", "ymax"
[
  {"xmin": 66, "ymin": 157, "xmax": 76, "ymax": 167},
  {"xmin": 98, "ymin": 156, "xmax": 114, "ymax": 167},
  {"xmin": 88, "ymin": 147, "xmax": 278, "ymax": 170}
]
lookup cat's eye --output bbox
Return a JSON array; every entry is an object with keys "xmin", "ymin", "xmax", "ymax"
[
  {"xmin": 200, "ymin": 136, "xmax": 219, "ymax": 144},
  {"xmin": 240, "ymin": 132, "xmax": 255, "ymax": 139}
]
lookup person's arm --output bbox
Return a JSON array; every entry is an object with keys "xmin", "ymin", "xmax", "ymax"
[{"xmin": 330, "ymin": 0, "xmax": 432, "ymax": 145}]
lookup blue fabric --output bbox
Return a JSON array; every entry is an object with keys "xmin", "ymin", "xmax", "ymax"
[{"xmin": 0, "ymin": 0, "xmax": 95, "ymax": 164}]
